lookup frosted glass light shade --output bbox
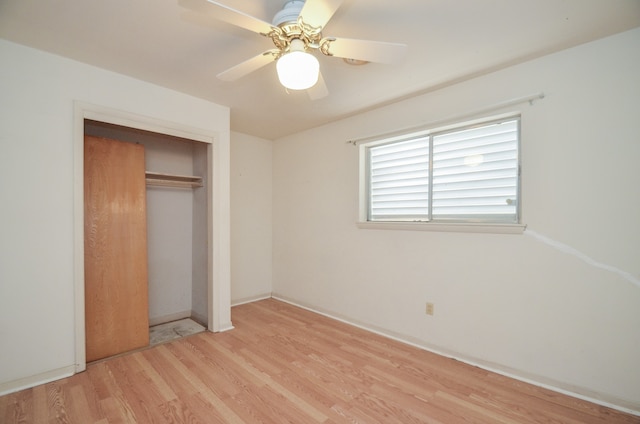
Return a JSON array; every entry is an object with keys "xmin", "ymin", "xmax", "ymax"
[{"xmin": 276, "ymin": 50, "xmax": 319, "ymax": 90}]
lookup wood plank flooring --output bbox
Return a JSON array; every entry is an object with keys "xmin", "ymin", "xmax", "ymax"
[{"xmin": 2, "ymin": 299, "xmax": 638, "ymax": 423}]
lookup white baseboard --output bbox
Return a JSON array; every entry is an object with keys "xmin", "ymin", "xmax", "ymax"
[
  {"xmin": 217, "ymin": 322, "xmax": 235, "ymax": 332},
  {"xmin": 0, "ymin": 365, "xmax": 75, "ymax": 397},
  {"xmin": 269, "ymin": 293, "xmax": 640, "ymax": 417},
  {"xmin": 231, "ymin": 293, "xmax": 272, "ymax": 307}
]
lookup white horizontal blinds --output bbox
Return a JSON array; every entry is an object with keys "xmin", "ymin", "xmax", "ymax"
[
  {"xmin": 369, "ymin": 136, "xmax": 430, "ymax": 220},
  {"xmin": 431, "ymin": 119, "xmax": 519, "ymax": 222}
]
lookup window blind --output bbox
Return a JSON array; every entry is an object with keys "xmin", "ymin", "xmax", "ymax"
[
  {"xmin": 369, "ymin": 137, "xmax": 430, "ymax": 220},
  {"xmin": 367, "ymin": 118, "xmax": 519, "ymax": 223},
  {"xmin": 432, "ymin": 119, "xmax": 519, "ymax": 221}
]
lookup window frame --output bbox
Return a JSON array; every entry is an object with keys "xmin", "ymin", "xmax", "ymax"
[{"xmin": 358, "ymin": 114, "xmax": 526, "ymax": 234}]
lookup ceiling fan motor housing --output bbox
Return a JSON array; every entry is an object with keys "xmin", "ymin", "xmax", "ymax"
[
  {"xmin": 272, "ymin": 1, "xmax": 305, "ymax": 26},
  {"xmin": 269, "ymin": 0, "xmax": 323, "ymax": 54}
]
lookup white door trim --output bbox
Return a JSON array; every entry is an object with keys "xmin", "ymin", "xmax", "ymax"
[{"xmin": 73, "ymin": 101, "xmax": 232, "ymax": 373}]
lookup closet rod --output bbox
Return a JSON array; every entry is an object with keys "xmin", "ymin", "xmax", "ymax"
[{"xmin": 145, "ymin": 171, "xmax": 203, "ymax": 189}]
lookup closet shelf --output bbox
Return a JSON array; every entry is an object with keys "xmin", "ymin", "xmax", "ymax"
[{"xmin": 145, "ymin": 172, "xmax": 203, "ymax": 189}]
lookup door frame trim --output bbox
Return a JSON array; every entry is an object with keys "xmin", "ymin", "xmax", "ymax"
[{"xmin": 73, "ymin": 101, "xmax": 233, "ymax": 373}]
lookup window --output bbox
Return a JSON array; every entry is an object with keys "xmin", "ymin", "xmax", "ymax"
[{"xmin": 364, "ymin": 117, "xmax": 520, "ymax": 225}]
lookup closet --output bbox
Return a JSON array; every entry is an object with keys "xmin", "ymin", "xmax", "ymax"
[{"xmin": 84, "ymin": 120, "xmax": 209, "ymax": 361}]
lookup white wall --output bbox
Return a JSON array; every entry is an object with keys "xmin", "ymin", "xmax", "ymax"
[
  {"xmin": 272, "ymin": 28, "xmax": 640, "ymax": 412},
  {"xmin": 0, "ymin": 39, "xmax": 230, "ymax": 392},
  {"xmin": 231, "ymin": 132, "xmax": 273, "ymax": 304}
]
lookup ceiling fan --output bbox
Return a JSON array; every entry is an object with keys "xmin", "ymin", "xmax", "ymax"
[{"xmin": 180, "ymin": 0, "xmax": 408, "ymax": 98}]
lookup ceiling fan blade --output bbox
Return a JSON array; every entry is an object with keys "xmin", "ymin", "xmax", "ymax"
[
  {"xmin": 308, "ymin": 71, "xmax": 329, "ymax": 100},
  {"xmin": 179, "ymin": 0, "xmax": 274, "ymax": 35},
  {"xmin": 217, "ymin": 50, "xmax": 279, "ymax": 81},
  {"xmin": 300, "ymin": 0, "xmax": 344, "ymax": 30},
  {"xmin": 321, "ymin": 37, "xmax": 408, "ymax": 64}
]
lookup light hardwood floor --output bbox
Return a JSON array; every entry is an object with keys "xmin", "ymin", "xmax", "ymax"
[{"xmin": 1, "ymin": 299, "xmax": 638, "ymax": 423}]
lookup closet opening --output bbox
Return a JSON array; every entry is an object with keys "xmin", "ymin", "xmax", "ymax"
[
  {"xmin": 83, "ymin": 119, "xmax": 211, "ymax": 356},
  {"xmin": 74, "ymin": 101, "xmax": 232, "ymax": 373}
]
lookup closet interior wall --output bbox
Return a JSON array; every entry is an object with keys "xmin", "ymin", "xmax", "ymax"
[{"xmin": 84, "ymin": 120, "xmax": 208, "ymax": 327}]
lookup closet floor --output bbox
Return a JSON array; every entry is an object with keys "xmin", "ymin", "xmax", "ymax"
[{"xmin": 149, "ymin": 318, "xmax": 205, "ymax": 346}]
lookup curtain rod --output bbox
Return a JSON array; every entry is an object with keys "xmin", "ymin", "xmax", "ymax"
[{"xmin": 346, "ymin": 92, "xmax": 545, "ymax": 145}]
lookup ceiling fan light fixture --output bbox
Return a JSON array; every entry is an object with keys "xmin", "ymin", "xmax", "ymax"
[{"xmin": 276, "ymin": 39, "xmax": 319, "ymax": 90}]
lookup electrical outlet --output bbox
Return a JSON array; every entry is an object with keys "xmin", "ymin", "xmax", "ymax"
[{"xmin": 426, "ymin": 302, "xmax": 434, "ymax": 316}]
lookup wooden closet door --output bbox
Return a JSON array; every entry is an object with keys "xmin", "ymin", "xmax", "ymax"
[{"xmin": 84, "ymin": 135, "xmax": 149, "ymax": 362}]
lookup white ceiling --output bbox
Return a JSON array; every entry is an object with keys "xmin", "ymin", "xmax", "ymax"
[{"xmin": 1, "ymin": 0, "xmax": 639, "ymax": 140}]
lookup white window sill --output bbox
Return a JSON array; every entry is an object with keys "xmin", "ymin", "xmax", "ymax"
[{"xmin": 356, "ymin": 221, "xmax": 526, "ymax": 234}]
